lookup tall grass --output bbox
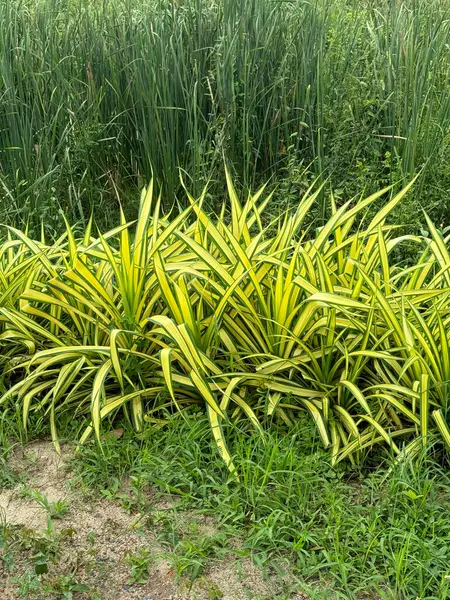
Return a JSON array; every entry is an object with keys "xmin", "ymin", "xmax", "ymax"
[{"xmin": 1, "ymin": 0, "xmax": 450, "ymax": 229}]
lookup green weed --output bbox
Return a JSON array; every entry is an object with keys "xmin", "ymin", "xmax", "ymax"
[
  {"xmin": 124, "ymin": 547, "xmax": 153, "ymax": 584},
  {"xmin": 19, "ymin": 487, "xmax": 69, "ymax": 519}
]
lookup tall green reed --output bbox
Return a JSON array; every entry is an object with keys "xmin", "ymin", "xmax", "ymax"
[{"xmin": 0, "ymin": 0, "xmax": 450, "ymax": 230}]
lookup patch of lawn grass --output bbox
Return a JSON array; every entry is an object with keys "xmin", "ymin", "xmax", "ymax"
[{"xmin": 71, "ymin": 414, "xmax": 450, "ymax": 599}]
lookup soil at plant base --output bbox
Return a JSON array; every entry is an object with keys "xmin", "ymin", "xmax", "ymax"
[{"xmin": 0, "ymin": 441, "xmax": 308, "ymax": 600}]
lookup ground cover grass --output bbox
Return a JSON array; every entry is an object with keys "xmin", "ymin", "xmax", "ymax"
[
  {"xmin": 72, "ymin": 415, "xmax": 450, "ymax": 599},
  {"xmin": 1, "ymin": 415, "xmax": 450, "ymax": 599}
]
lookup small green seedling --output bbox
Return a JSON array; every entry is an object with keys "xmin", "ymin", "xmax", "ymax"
[
  {"xmin": 20, "ymin": 486, "xmax": 69, "ymax": 519},
  {"xmin": 124, "ymin": 547, "xmax": 153, "ymax": 584}
]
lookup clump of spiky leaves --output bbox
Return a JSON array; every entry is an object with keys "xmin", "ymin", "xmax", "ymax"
[{"xmin": 1, "ymin": 172, "xmax": 450, "ymax": 473}]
